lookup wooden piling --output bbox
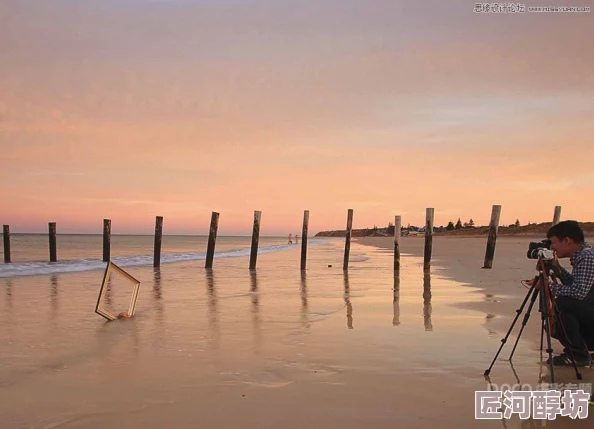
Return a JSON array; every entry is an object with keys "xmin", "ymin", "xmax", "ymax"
[
  {"xmin": 394, "ymin": 215, "xmax": 402, "ymax": 271},
  {"xmin": 102, "ymin": 219, "xmax": 111, "ymax": 263},
  {"xmin": 300, "ymin": 210, "xmax": 309, "ymax": 271},
  {"xmin": 205, "ymin": 212, "xmax": 219, "ymax": 269},
  {"xmin": 153, "ymin": 216, "xmax": 163, "ymax": 268},
  {"xmin": 552, "ymin": 206, "xmax": 562, "ymax": 226},
  {"xmin": 249, "ymin": 211, "xmax": 261, "ymax": 270},
  {"xmin": 423, "ymin": 208, "xmax": 434, "ymax": 272},
  {"xmin": 343, "ymin": 209, "xmax": 353, "ymax": 271},
  {"xmin": 2, "ymin": 225, "xmax": 10, "ymax": 263},
  {"xmin": 48, "ymin": 222, "xmax": 57, "ymax": 262},
  {"xmin": 483, "ymin": 205, "xmax": 502, "ymax": 269}
]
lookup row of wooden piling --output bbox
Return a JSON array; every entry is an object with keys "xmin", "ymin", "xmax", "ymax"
[
  {"xmin": 1, "ymin": 210, "xmax": 313, "ymax": 271},
  {"xmin": 2, "ymin": 205, "xmax": 564, "ymax": 271}
]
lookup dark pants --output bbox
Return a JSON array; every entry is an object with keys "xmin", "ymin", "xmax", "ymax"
[{"xmin": 552, "ymin": 296, "xmax": 594, "ymax": 360}]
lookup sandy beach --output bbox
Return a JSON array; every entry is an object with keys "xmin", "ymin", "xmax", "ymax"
[
  {"xmin": 358, "ymin": 236, "xmax": 594, "ymax": 411},
  {"xmin": 357, "ymin": 235, "xmax": 585, "ymax": 344},
  {"xmin": 1, "ymin": 236, "xmax": 592, "ymax": 428}
]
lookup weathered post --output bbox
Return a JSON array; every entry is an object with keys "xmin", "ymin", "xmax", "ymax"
[
  {"xmin": 483, "ymin": 205, "xmax": 502, "ymax": 269},
  {"xmin": 205, "ymin": 212, "xmax": 219, "ymax": 269},
  {"xmin": 2, "ymin": 225, "xmax": 11, "ymax": 263},
  {"xmin": 394, "ymin": 215, "xmax": 402, "ymax": 271},
  {"xmin": 103, "ymin": 219, "xmax": 111, "ymax": 262},
  {"xmin": 552, "ymin": 206, "xmax": 562, "ymax": 226},
  {"xmin": 49, "ymin": 222, "xmax": 57, "ymax": 262},
  {"xmin": 249, "ymin": 211, "xmax": 261, "ymax": 270},
  {"xmin": 343, "ymin": 209, "xmax": 354, "ymax": 271},
  {"xmin": 423, "ymin": 208, "xmax": 434, "ymax": 272},
  {"xmin": 153, "ymin": 216, "xmax": 163, "ymax": 268},
  {"xmin": 300, "ymin": 210, "xmax": 309, "ymax": 271}
]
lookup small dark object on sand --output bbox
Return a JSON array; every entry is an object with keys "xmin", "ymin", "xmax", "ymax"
[{"xmin": 328, "ymin": 264, "xmax": 332, "ymax": 268}]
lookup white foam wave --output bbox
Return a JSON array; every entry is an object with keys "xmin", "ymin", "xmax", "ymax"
[
  {"xmin": 349, "ymin": 253, "xmax": 370, "ymax": 262},
  {"xmin": 0, "ymin": 240, "xmax": 326, "ymax": 278}
]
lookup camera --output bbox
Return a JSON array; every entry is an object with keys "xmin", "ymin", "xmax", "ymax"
[{"xmin": 527, "ymin": 239, "xmax": 554, "ymax": 260}]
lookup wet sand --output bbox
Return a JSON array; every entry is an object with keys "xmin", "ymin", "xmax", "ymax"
[
  {"xmin": 1, "ymin": 238, "xmax": 592, "ymax": 428},
  {"xmin": 357, "ymin": 236, "xmax": 568, "ymax": 344}
]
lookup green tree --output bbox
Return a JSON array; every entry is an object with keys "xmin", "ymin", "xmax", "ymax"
[
  {"xmin": 514, "ymin": 219, "xmax": 520, "ymax": 227},
  {"xmin": 455, "ymin": 218, "xmax": 463, "ymax": 230},
  {"xmin": 469, "ymin": 219, "xmax": 475, "ymax": 227},
  {"xmin": 446, "ymin": 221, "xmax": 455, "ymax": 231}
]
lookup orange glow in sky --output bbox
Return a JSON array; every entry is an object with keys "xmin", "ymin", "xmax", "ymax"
[{"xmin": 1, "ymin": 1, "xmax": 593, "ymax": 235}]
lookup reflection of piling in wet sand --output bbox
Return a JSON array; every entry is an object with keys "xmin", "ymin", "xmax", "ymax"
[
  {"xmin": 250, "ymin": 270, "xmax": 262, "ymax": 351},
  {"xmin": 105, "ymin": 277, "xmax": 112, "ymax": 306},
  {"xmin": 300, "ymin": 271, "xmax": 309, "ymax": 327},
  {"xmin": 393, "ymin": 274, "xmax": 400, "ymax": 326},
  {"xmin": 153, "ymin": 268, "xmax": 162, "ymax": 300},
  {"xmin": 423, "ymin": 272, "xmax": 432, "ymax": 331},
  {"xmin": 150, "ymin": 268, "xmax": 165, "ymax": 347},
  {"xmin": 343, "ymin": 272, "xmax": 353, "ymax": 329},
  {"xmin": 205, "ymin": 268, "xmax": 220, "ymax": 349},
  {"xmin": 5, "ymin": 279, "xmax": 13, "ymax": 310},
  {"xmin": 50, "ymin": 274, "xmax": 58, "ymax": 319}
]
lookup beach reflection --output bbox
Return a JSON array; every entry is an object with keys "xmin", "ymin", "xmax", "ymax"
[
  {"xmin": 393, "ymin": 273, "xmax": 400, "ymax": 327},
  {"xmin": 5, "ymin": 278, "xmax": 12, "ymax": 310},
  {"xmin": 300, "ymin": 271, "xmax": 310, "ymax": 328},
  {"xmin": 153, "ymin": 267, "xmax": 162, "ymax": 301},
  {"xmin": 250, "ymin": 270, "xmax": 261, "ymax": 352},
  {"xmin": 50, "ymin": 274, "xmax": 58, "ymax": 320},
  {"xmin": 151, "ymin": 268, "xmax": 164, "ymax": 351},
  {"xmin": 343, "ymin": 271, "xmax": 353, "ymax": 329},
  {"xmin": 423, "ymin": 272, "xmax": 432, "ymax": 331},
  {"xmin": 205, "ymin": 268, "xmax": 219, "ymax": 350}
]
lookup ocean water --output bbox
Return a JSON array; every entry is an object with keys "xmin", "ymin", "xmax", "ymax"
[
  {"xmin": 0, "ymin": 236, "xmax": 552, "ymax": 428},
  {"xmin": 0, "ymin": 234, "xmax": 326, "ymax": 278}
]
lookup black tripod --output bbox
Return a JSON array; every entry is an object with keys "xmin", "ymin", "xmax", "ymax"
[{"xmin": 484, "ymin": 257, "xmax": 583, "ymax": 384}]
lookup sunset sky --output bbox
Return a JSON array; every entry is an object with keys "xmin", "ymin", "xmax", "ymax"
[{"xmin": 1, "ymin": 0, "xmax": 593, "ymax": 235}]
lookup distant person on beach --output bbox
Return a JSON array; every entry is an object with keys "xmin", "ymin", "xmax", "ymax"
[
  {"xmin": 295, "ymin": 234, "xmax": 299, "ymax": 244},
  {"xmin": 527, "ymin": 221, "xmax": 594, "ymax": 366},
  {"xmin": 288, "ymin": 234, "xmax": 292, "ymax": 244}
]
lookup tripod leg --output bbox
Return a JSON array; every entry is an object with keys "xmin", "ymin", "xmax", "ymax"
[
  {"xmin": 540, "ymin": 320, "xmax": 544, "ymax": 360},
  {"xmin": 540, "ymin": 286, "xmax": 556, "ymax": 385},
  {"xmin": 584, "ymin": 340, "xmax": 594, "ymax": 366},
  {"xmin": 484, "ymin": 284, "xmax": 535, "ymax": 376},
  {"xmin": 508, "ymin": 286, "xmax": 540, "ymax": 361}
]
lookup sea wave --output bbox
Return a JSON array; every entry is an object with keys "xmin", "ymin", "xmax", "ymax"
[{"xmin": 0, "ymin": 240, "xmax": 326, "ymax": 278}]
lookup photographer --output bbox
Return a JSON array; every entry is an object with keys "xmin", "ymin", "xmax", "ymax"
[{"xmin": 529, "ymin": 221, "xmax": 594, "ymax": 366}]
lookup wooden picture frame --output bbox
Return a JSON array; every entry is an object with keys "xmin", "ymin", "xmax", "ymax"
[{"xmin": 95, "ymin": 261, "xmax": 141, "ymax": 321}]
